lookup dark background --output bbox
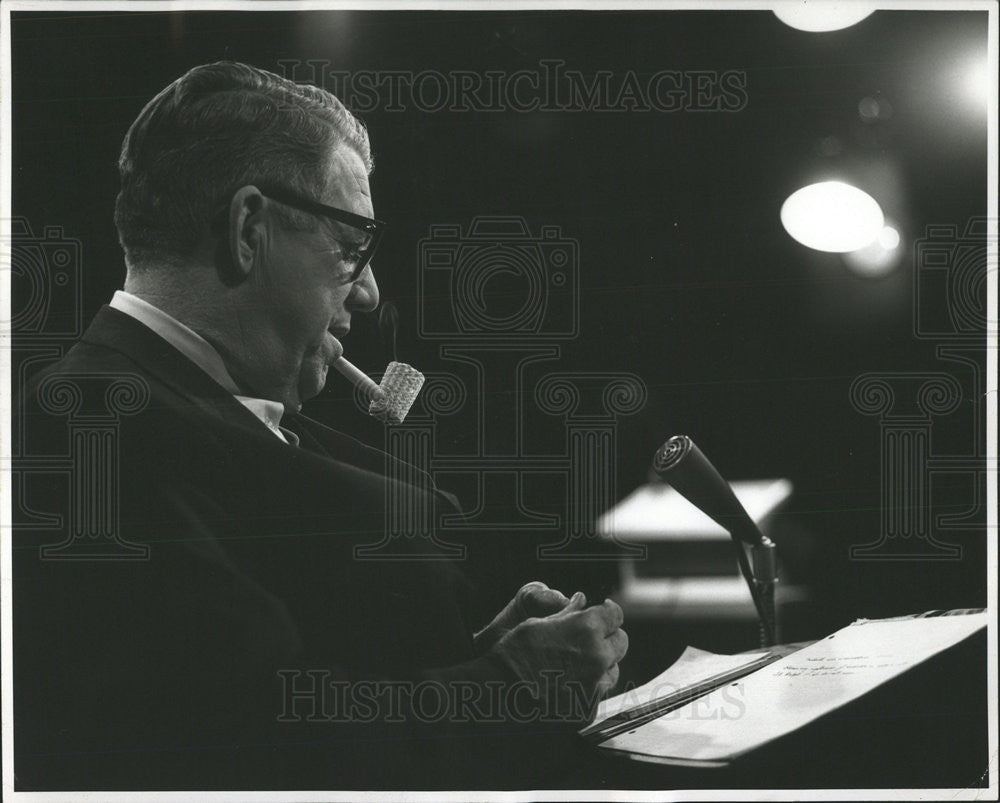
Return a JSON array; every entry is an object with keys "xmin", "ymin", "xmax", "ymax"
[{"xmin": 10, "ymin": 10, "xmax": 990, "ymax": 656}]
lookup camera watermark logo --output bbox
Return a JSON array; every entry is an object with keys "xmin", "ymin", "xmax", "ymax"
[
  {"xmin": 356, "ymin": 215, "xmax": 645, "ymax": 561},
  {"xmin": 418, "ymin": 217, "xmax": 577, "ymax": 341},
  {"xmin": 278, "ymin": 60, "xmax": 748, "ymax": 114},
  {"xmin": 914, "ymin": 218, "xmax": 996, "ymax": 341},
  {"xmin": 1, "ymin": 217, "xmax": 82, "ymax": 339}
]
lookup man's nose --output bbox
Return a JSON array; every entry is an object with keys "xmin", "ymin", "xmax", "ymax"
[{"xmin": 346, "ymin": 266, "xmax": 379, "ymax": 313}]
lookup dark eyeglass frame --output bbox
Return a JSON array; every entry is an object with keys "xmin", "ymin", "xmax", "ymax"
[{"xmin": 250, "ymin": 184, "xmax": 387, "ymax": 283}]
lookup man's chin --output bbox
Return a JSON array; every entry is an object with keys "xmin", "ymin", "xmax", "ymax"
[{"xmin": 295, "ymin": 361, "xmax": 331, "ymax": 409}]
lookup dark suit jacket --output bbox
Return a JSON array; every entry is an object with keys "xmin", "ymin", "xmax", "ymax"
[{"xmin": 14, "ymin": 307, "xmax": 572, "ymax": 791}]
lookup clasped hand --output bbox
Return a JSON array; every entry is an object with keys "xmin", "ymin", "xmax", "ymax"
[{"xmin": 476, "ymin": 582, "xmax": 628, "ymax": 721}]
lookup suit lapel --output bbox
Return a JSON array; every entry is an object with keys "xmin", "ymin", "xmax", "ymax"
[
  {"xmin": 80, "ymin": 305, "xmax": 290, "ymax": 441},
  {"xmin": 78, "ymin": 306, "xmax": 459, "ymax": 509}
]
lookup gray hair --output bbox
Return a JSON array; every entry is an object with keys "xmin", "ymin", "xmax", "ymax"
[{"xmin": 114, "ymin": 61, "xmax": 372, "ymax": 267}]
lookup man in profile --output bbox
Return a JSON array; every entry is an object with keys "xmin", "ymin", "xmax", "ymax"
[{"xmin": 14, "ymin": 62, "xmax": 627, "ymax": 790}]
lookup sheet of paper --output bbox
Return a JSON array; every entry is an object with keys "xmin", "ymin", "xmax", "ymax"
[
  {"xmin": 599, "ymin": 612, "xmax": 987, "ymax": 763},
  {"xmin": 588, "ymin": 646, "xmax": 772, "ymax": 728}
]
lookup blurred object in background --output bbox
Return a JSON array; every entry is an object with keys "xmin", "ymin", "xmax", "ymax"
[
  {"xmin": 598, "ymin": 478, "xmax": 799, "ymax": 626},
  {"xmin": 597, "ymin": 478, "xmax": 823, "ymax": 680}
]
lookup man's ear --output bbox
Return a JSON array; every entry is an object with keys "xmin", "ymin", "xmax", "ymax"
[{"xmin": 226, "ymin": 185, "xmax": 267, "ymax": 280}]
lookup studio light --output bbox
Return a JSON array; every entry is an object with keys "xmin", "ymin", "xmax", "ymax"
[
  {"xmin": 773, "ymin": 2, "xmax": 875, "ymax": 33},
  {"xmin": 780, "ymin": 181, "xmax": 885, "ymax": 253}
]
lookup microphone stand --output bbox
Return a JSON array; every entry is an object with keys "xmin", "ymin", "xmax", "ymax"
[
  {"xmin": 725, "ymin": 530, "xmax": 778, "ymax": 648},
  {"xmin": 652, "ymin": 435, "xmax": 779, "ymax": 648},
  {"xmin": 750, "ymin": 537, "xmax": 778, "ymax": 648}
]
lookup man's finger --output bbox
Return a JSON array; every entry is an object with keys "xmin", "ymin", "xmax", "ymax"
[
  {"xmin": 522, "ymin": 583, "xmax": 570, "ymax": 616},
  {"xmin": 551, "ymin": 590, "xmax": 587, "ymax": 617},
  {"xmin": 517, "ymin": 580, "xmax": 549, "ymax": 598},
  {"xmin": 597, "ymin": 664, "xmax": 620, "ymax": 698},
  {"xmin": 594, "ymin": 598, "xmax": 624, "ymax": 634},
  {"xmin": 606, "ymin": 628, "xmax": 629, "ymax": 663}
]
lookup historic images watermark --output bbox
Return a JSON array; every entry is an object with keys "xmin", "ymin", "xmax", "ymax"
[
  {"xmin": 276, "ymin": 670, "xmax": 746, "ymax": 725},
  {"xmin": 849, "ymin": 218, "xmax": 996, "ymax": 561},
  {"xmin": 2, "ymin": 217, "xmax": 150, "ymax": 561},
  {"xmin": 278, "ymin": 59, "xmax": 749, "ymax": 113},
  {"xmin": 353, "ymin": 216, "xmax": 647, "ymax": 561}
]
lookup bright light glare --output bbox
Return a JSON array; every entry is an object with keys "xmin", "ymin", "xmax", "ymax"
[
  {"xmin": 966, "ymin": 58, "xmax": 989, "ymax": 106},
  {"xmin": 773, "ymin": 3, "xmax": 875, "ymax": 32},
  {"xmin": 844, "ymin": 224, "xmax": 902, "ymax": 277},
  {"xmin": 780, "ymin": 181, "xmax": 884, "ymax": 253},
  {"xmin": 877, "ymin": 226, "xmax": 900, "ymax": 250}
]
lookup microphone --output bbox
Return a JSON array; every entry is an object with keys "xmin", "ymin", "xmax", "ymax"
[
  {"xmin": 651, "ymin": 435, "xmax": 778, "ymax": 647},
  {"xmin": 652, "ymin": 435, "xmax": 765, "ymax": 546},
  {"xmin": 333, "ymin": 357, "xmax": 425, "ymax": 424}
]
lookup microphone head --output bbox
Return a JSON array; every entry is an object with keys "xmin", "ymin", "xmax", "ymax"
[
  {"xmin": 653, "ymin": 435, "xmax": 693, "ymax": 474},
  {"xmin": 369, "ymin": 361, "xmax": 424, "ymax": 424},
  {"xmin": 650, "ymin": 434, "xmax": 764, "ymax": 546}
]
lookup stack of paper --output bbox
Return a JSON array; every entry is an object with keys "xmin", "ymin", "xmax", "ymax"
[
  {"xmin": 581, "ymin": 646, "xmax": 774, "ymax": 743},
  {"xmin": 595, "ymin": 611, "xmax": 987, "ymax": 767}
]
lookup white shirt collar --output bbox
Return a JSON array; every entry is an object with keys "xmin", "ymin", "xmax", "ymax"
[{"xmin": 109, "ymin": 290, "xmax": 297, "ymax": 445}]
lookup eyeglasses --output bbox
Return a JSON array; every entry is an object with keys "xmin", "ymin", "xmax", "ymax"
[{"xmin": 256, "ymin": 184, "xmax": 387, "ymax": 283}]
